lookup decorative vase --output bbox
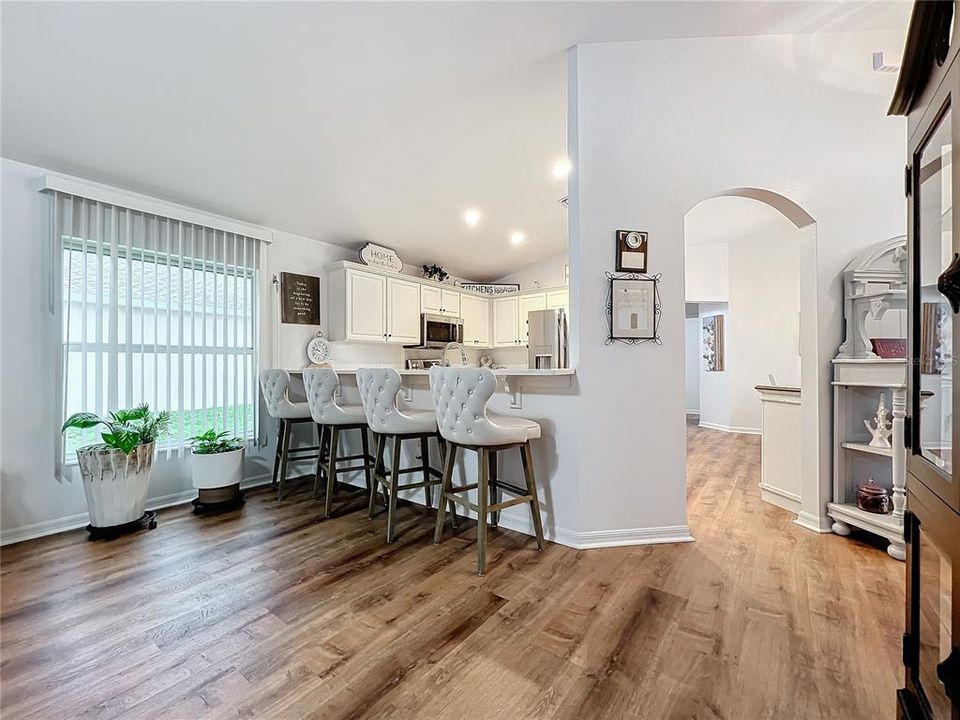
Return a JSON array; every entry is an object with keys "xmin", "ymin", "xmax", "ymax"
[
  {"xmin": 75, "ymin": 442, "xmax": 155, "ymax": 528},
  {"xmin": 190, "ymin": 447, "xmax": 244, "ymax": 512}
]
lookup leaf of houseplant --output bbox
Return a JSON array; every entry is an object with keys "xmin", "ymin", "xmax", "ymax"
[{"xmin": 61, "ymin": 412, "xmax": 106, "ymax": 432}]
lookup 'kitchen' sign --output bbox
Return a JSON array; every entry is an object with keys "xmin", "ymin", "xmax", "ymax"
[
  {"xmin": 359, "ymin": 242, "xmax": 403, "ymax": 273},
  {"xmin": 459, "ymin": 282, "xmax": 521, "ymax": 296}
]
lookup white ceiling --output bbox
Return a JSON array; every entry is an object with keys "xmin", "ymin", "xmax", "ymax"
[{"xmin": 1, "ymin": 1, "xmax": 910, "ymax": 280}]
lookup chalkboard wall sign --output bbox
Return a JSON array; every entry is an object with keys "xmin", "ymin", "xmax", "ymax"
[{"xmin": 280, "ymin": 272, "xmax": 321, "ymax": 325}]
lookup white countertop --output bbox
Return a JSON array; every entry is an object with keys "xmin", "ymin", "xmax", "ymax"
[{"xmin": 289, "ymin": 367, "xmax": 574, "ymax": 377}]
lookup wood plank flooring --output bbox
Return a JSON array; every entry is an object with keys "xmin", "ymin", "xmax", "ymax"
[{"xmin": 0, "ymin": 421, "xmax": 904, "ymax": 719}]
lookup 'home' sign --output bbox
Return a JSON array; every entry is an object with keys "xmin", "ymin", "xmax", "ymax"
[{"xmin": 358, "ymin": 242, "xmax": 403, "ymax": 273}]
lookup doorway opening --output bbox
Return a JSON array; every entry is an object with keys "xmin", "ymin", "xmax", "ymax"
[{"xmin": 683, "ymin": 188, "xmax": 823, "ymax": 530}]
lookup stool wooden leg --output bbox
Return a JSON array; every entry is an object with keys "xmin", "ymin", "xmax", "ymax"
[
  {"xmin": 360, "ymin": 427, "xmax": 373, "ymax": 502},
  {"xmin": 323, "ymin": 426, "xmax": 341, "ymax": 518},
  {"xmin": 272, "ymin": 420, "xmax": 285, "ymax": 487},
  {"xmin": 386, "ymin": 436, "xmax": 402, "ymax": 543},
  {"xmin": 520, "ymin": 441, "xmax": 545, "ymax": 551},
  {"xmin": 477, "ymin": 448, "xmax": 490, "ymax": 575},
  {"xmin": 420, "ymin": 435, "xmax": 432, "ymax": 513},
  {"xmin": 437, "ymin": 438, "xmax": 459, "ymax": 528},
  {"xmin": 369, "ymin": 433, "xmax": 386, "ymax": 518},
  {"xmin": 312, "ymin": 424, "xmax": 327, "ymax": 500},
  {"xmin": 489, "ymin": 449, "xmax": 501, "ymax": 529},
  {"xmin": 278, "ymin": 420, "xmax": 294, "ymax": 500},
  {"xmin": 434, "ymin": 442, "xmax": 457, "ymax": 544}
]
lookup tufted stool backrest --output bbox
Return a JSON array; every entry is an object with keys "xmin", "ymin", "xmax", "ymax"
[
  {"xmin": 356, "ymin": 368, "xmax": 405, "ymax": 434},
  {"xmin": 259, "ymin": 369, "xmax": 301, "ymax": 419},
  {"xmin": 302, "ymin": 368, "xmax": 353, "ymax": 425},
  {"xmin": 429, "ymin": 366, "xmax": 514, "ymax": 446}
]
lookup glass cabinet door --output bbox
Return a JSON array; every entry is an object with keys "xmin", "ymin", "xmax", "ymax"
[
  {"xmin": 916, "ymin": 525, "xmax": 956, "ymax": 718},
  {"xmin": 911, "ymin": 101, "xmax": 960, "ymax": 512}
]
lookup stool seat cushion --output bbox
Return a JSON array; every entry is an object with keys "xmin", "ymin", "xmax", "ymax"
[
  {"xmin": 356, "ymin": 368, "xmax": 439, "ymax": 435},
  {"xmin": 325, "ymin": 404, "xmax": 367, "ymax": 426},
  {"xmin": 274, "ymin": 401, "xmax": 312, "ymax": 420},
  {"xmin": 486, "ymin": 414, "xmax": 541, "ymax": 442}
]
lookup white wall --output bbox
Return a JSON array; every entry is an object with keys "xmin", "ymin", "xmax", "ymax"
[
  {"xmin": 685, "ymin": 243, "xmax": 729, "ymax": 302},
  {"xmin": 496, "ymin": 250, "xmax": 568, "ymax": 290},
  {"xmin": 684, "ymin": 305, "xmax": 699, "ymax": 414},
  {"xmin": 569, "ymin": 28, "xmax": 906, "ymax": 534}
]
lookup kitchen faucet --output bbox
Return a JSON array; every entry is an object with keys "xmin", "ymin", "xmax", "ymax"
[{"xmin": 442, "ymin": 341, "xmax": 469, "ymax": 367}]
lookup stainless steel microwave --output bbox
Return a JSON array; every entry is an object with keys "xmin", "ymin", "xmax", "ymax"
[{"xmin": 411, "ymin": 313, "xmax": 463, "ymax": 348}]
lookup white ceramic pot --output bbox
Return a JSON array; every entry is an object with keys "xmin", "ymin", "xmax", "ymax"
[
  {"xmin": 75, "ymin": 443, "xmax": 154, "ymax": 528},
  {"xmin": 191, "ymin": 447, "xmax": 244, "ymax": 491}
]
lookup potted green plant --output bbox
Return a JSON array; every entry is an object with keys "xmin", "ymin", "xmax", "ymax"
[
  {"xmin": 189, "ymin": 429, "xmax": 245, "ymax": 512},
  {"xmin": 61, "ymin": 404, "xmax": 170, "ymax": 533}
]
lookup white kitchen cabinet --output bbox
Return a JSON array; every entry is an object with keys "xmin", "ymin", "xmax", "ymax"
[
  {"xmin": 345, "ymin": 270, "xmax": 387, "ymax": 342},
  {"xmin": 493, "ymin": 296, "xmax": 520, "ymax": 347},
  {"xmin": 546, "ymin": 289, "xmax": 569, "ymax": 311},
  {"xmin": 441, "ymin": 289, "xmax": 461, "ymax": 318},
  {"xmin": 461, "ymin": 293, "xmax": 490, "ymax": 347},
  {"xmin": 421, "ymin": 286, "xmax": 461, "ymax": 317},
  {"xmin": 386, "ymin": 277, "xmax": 421, "ymax": 344}
]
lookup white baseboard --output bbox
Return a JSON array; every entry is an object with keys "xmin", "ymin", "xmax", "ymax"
[
  {"xmin": 686, "ymin": 410, "xmax": 700, "ymax": 416},
  {"xmin": 698, "ymin": 421, "xmax": 761, "ymax": 435},
  {"xmin": 0, "ymin": 475, "xmax": 275, "ymax": 546},
  {"xmin": 1, "ymin": 467, "xmax": 695, "ymax": 553},
  {"xmin": 759, "ymin": 483, "xmax": 801, "ymax": 515},
  {"xmin": 794, "ymin": 511, "xmax": 833, "ymax": 534}
]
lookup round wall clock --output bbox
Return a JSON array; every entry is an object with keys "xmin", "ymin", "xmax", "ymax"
[
  {"xmin": 306, "ymin": 332, "xmax": 331, "ymax": 366},
  {"xmin": 624, "ymin": 231, "xmax": 644, "ymax": 249}
]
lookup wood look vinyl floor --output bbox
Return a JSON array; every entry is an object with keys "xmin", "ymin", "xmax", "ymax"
[{"xmin": 0, "ymin": 420, "xmax": 904, "ymax": 720}]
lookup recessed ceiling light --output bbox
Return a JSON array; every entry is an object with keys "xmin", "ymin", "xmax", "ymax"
[
  {"xmin": 552, "ymin": 158, "xmax": 572, "ymax": 179},
  {"xmin": 464, "ymin": 208, "xmax": 481, "ymax": 226},
  {"xmin": 511, "ymin": 231, "xmax": 526, "ymax": 245}
]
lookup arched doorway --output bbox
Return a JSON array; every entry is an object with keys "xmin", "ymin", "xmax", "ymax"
[{"xmin": 683, "ymin": 188, "xmax": 825, "ymax": 533}]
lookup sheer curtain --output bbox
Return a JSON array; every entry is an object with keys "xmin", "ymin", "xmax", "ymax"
[{"xmin": 50, "ymin": 190, "xmax": 264, "ymax": 469}]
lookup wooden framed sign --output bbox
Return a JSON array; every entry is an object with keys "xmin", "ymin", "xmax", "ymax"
[
  {"xmin": 280, "ymin": 272, "xmax": 321, "ymax": 325},
  {"xmin": 615, "ymin": 230, "xmax": 648, "ymax": 273}
]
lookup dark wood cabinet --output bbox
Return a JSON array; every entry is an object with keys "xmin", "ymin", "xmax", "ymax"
[{"xmin": 894, "ymin": 3, "xmax": 960, "ymax": 719}]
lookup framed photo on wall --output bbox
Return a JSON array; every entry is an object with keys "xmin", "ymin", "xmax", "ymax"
[
  {"xmin": 610, "ymin": 277, "xmax": 656, "ymax": 340},
  {"xmin": 615, "ymin": 230, "xmax": 648, "ymax": 273},
  {"xmin": 702, "ymin": 314, "xmax": 725, "ymax": 371}
]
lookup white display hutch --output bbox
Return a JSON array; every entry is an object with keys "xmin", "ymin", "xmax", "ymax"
[{"xmin": 829, "ymin": 236, "xmax": 907, "ymax": 560}]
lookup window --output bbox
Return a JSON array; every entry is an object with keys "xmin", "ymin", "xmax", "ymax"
[{"xmin": 55, "ymin": 194, "xmax": 262, "ymax": 460}]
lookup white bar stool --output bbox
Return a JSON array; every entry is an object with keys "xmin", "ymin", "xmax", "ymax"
[
  {"xmin": 356, "ymin": 368, "xmax": 450, "ymax": 543},
  {"xmin": 302, "ymin": 368, "xmax": 375, "ymax": 518},
  {"xmin": 428, "ymin": 366, "xmax": 545, "ymax": 575},
  {"xmin": 259, "ymin": 369, "xmax": 322, "ymax": 499}
]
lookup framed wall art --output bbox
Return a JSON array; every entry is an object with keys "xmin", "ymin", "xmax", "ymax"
[
  {"xmin": 702, "ymin": 314, "xmax": 725, "ymax": 371},
  {"xmin": 605, "ymin": 271, "xmax": 661, "ymax": 345}
]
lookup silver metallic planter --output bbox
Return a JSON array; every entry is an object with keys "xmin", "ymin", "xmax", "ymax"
[{"xmin": 75, "ymin": 442, "xmax": 154, "ymax": 528}]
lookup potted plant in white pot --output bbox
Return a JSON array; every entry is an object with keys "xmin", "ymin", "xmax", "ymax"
[
  {"xmin": 189, "ymin": 429, "xmax": 245, "ymax": 513},
  {"xmin": 61, "ymin": 404, "xmax": 170, "ymax": 538}
]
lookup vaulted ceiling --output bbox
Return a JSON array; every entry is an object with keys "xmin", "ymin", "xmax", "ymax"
[{"xmin": 1, "ymin": 1, "xmax": 910, "ymax": 279}]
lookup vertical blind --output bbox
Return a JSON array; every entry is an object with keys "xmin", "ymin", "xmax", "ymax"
[{"xmin": 51, "ymin": 191, "xmax": 263, "ymax": 466}]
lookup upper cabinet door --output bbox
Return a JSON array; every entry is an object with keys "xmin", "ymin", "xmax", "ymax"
[
  {"xmin": 461, "ymin": 294, "xmax": 490, "ymax": 347},
  {"xmin": 909, "ymin": 92, "xmax": 960, "ymax": 513},
  {"xmin": 519, "ymin": 293, "xmax": 547, "ymax": 345},
  {"xmin": 420, "ymin": 285, "xmax": 442, "ymax": 315},
  {"xmin": 441, "ymin": 289, "xmax": 461, "ymax": 317},
  {"xmin": 493, "ymin": 296, "xmax": 519, "ymax": 347},
  {"xmin": 546, "ymin": 289, "xmax": 569, "ymax": 311},
  {"xmin": 347, "ymin": 270, "xmax": 387, "ymax": 342},
  {"xmin": 386, "ymin": 277, "xmax": 421, "ymax": 344}
]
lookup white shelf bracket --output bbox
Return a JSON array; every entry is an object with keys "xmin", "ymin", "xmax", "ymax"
[{"xmin": 504, "ymin": 377, "xmax": 522, "ymax": 409}]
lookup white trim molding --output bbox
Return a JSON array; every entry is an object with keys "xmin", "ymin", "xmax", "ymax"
[
  {"xmin": 41, "ymin": 172, "xmax": 273, "ymax": 243},
  {"xmin": 698, "ymin": 421, "xmax": 761, "ymax": 435},
  {"xmin": 0, "ymin": 476, "xmax": 274, "ymax": 546},
  {"xmin": 794, "ymin": 510, "xmax": 834, "ymax": 534}
]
